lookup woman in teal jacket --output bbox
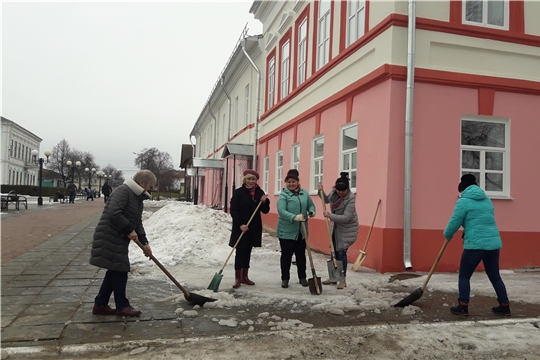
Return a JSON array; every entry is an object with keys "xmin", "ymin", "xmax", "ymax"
[
  {"xmin": 444, "ymin": 174, "xmax": 510, "ymax": 316},
  {"xmin": 276, "ymin": 169, "xmax": 316, "ymax": 288}
]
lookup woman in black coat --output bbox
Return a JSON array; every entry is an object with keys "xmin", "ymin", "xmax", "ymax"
[
  {"xmin": 229, "ymin": 169, "xmax": 270, "ymax": 288},
  {"xmin": 90, "ymin": 170, "xmax": 156, "ymax": 317}
]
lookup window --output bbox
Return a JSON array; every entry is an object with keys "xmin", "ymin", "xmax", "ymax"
[
  {"xmin": 276, "ymin": 151, "xmax": 284, "ymax": 193},
  {"xmin": 280, "ymin": 40, "xmax": 290, "ymax": 99},
  {"xmin": 341, "ymin": 124, "xmax": 358, "ymax": 189},
  {"xmin": 297, "ymin": 19, "xmax": 307, "ymax": 85},
  {"xmin": 461, "ymin": 117, "xmax": 509, "ymax": 196},
  {"xmin": 317, "ymin": 1, "xmax": 331, "ymax": 70},
  {"xmin": 222, "ymin": 114, "xmax": 226, "ymax": 142},
  {"xmin": 244, "ymin": 84, "xmax": 250, "ymax": 127},
  {"xmin": 292, "ymin": 144, "xmax": 300, "ymax": 171},
  {"xmin": 463, "ymin": 0, "xmax": 508, "ymax": 29},
  {"xmin": 312, "ymin": 137, "xmax": 324, "ymax": 190},
  {"xmin": 263, "ymin": 156, "xmax": 270, "ymax": 193},
  {"xmin": 347, "ymin": 0, "xmax": 365, "ymax": 46},
  {"xmin": 268, "ymin": 56, "xmax": 276, "ymax": 109},
  {"xmin": 9, "ymin": 140, "xmax": 13, "ymax": 156}
]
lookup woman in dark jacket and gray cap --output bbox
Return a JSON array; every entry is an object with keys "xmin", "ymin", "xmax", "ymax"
[{"xmin": 90, "ymin": 170, "xmax": 156, "ymax": 317}]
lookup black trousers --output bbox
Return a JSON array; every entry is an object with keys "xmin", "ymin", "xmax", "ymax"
[
  {"xmin": 279, "ymin": 235, "xmax": 307, "ymax": 281},
  {"xmin": 234, "ymin": 247, "xmax": 253, "ymax": 270},
  {"xmin": 94, "ymin": 269, "xmax": 129, "ymax": 310}
]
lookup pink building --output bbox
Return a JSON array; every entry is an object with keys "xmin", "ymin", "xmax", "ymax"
[{"xmin": 188, "ymin": 0, "xmax": 540, "ymax": 273}]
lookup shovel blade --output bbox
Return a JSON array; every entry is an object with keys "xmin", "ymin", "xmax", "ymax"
[
  {"xmin": 185, "ymin": 292, "xmax": 218, "ymax": 307},
  {"xmin": 394, "ymin": 287, "xmax": 423, "ymax": 307},
  {"xmin": 308, "ymin": 277, "xmax": 322, "ymax": 295},
  {"xmin": 327, "ymin": 259, "xmax": 345, "ymax": 282},
  {"xmin": 207, "ymin": 271, "xmax": 223, "ymax": 292}
]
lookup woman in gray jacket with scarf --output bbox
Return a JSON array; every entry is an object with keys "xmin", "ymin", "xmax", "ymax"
[
  {"xmin": 318, "ymin": 172, "xmax": 359, "ymax": 289},
  {"xmin": 90, "ymin": 170, "xmax": 156, "ymax": 317}
]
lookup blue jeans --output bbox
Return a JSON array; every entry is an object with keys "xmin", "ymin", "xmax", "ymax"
[
  {"xmin": 458, "ymin": 249, "xmax": 509, "ymax": 304},
  {"xmin": 95, "ymin": 270, "xmax": 130, "ymax": 310}
]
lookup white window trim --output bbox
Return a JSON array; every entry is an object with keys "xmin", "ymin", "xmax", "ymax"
[
  {"xmin": 263, "ymin": 156, "xmax": 270, "ymax": 194},
  {"xmin": 347, "ymin": 0, "xmax": 365, "ymax": 46},
  {"xmin": 275, "ymin": 150, "xmax": 284, "ymax": 195},
  {"xmin": 460, "ymin": 116, "xmax": 511, "ymax": 198},
  {"xmin": 297, "ymin": 19, "xmax": 307, "ymax": 85},
  {"xmin": 291, "ymin": 143, "xmax": 300, "ymax": 171},
  {"xmin": 462, "ymin": 0, "xmax": 509, "ymax": 30},
  {"xmin": 311, "ymin": 136, "xmax": 324, "ymax": 193},
  {"xmin": 268, "ymin": 57, "xmax": 275, "ymax": 109},
  {"xmin": 339, "ymin": 122, "xmax": 358, "ymax": 192},
  {"xmin": 244, "ymin": 84, "xmax": 250, "ymax": 127},
  {"xmin": 280, "ymin": 40, "xmax": 290, "ymax": 99},
  {"xmin": 316, "ymin": 2, "xmax": 331, "ymax": 70}
]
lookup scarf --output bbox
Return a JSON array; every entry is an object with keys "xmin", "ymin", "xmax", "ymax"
[
  {"xmin": 331, "ymin": 196, "xmax": 345, "ymax": 210},
  {"xmin": 245, "ymin": 184, "xmax": 256, "ymax": 198}
]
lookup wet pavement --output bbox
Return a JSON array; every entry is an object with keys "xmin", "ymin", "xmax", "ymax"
[{"xmin": 2, "ymin": 203, "xmax": 540, "ymax": 358}]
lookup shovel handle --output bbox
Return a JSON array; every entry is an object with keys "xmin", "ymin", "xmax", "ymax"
[
  {"xmin": 133, "ymin": 238, "xmax": 190, "ymax": 298},
  {"xmin": 352, "ymin": 199, "xmax": 381, "ymax": 270},
  {"xmin": 421, "ymin": 240, "xmax": 450, "ymax": 291},
  {"xmin": 221, "ymin": 200, "xmax": 263, "ymax": 271},
  {"xmin": 301, "ymin": 222, "xmax": 321, "ymax": 294},
  {"xmin": 319, "ymin": 191, "xmax": 337, "ymax": 268}
]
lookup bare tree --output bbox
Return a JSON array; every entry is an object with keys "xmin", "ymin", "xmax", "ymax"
[
  {"xmin": 47, "ymin": 139, "xmax": 72, "ymax": 187},
  {"xmin": 134, "ymin": 148, "xmax": 174, "ymax": 189},
  {"xmin": 102, "ymin": 164, "xmax": 124, "ymax": 188}
]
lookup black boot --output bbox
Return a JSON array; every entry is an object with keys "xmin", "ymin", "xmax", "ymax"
[
  {"xmin": 492, "ymin": 302, "xmax": 511, "ymax": 316},
  {"xmin": 241, "ymin": 268, "xmax": 255, "ymax": 285},
  {"xmin": 450, "ymin": 300, "xmax": 469, "ymax": 316},
  {"xmin": 232, "ymin": 269, "xmax": 242, "ymax": 289}
]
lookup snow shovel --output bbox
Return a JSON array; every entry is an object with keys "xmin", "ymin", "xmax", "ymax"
[
  {"xmin": 352, "ymin": 199, "xmax": 381, "ymax": 271},
  {"xmin": 394, "ymin": 240, "xmax": 449, "ymax": 307},
  {"xmin": 207, "ymin": 200, "xmax": 263, "ymax": 292},
  {"xmin": 301, "ymin": 221, "xmax": 322, "ymax": 295},
  {"xmin": 133, "ymin": 238, "xmax": 217, "ymax": 307},
  {"xmin": 319, "ymin": 191, "xmax": 344, "ymax": 282}
]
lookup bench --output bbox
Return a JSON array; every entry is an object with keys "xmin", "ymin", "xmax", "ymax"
[{"xmin": 1, "ymin": 191, "xmax": 28, "ymax": 211}]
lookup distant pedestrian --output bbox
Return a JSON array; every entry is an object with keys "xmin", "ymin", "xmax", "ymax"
[
  {"xmin": 67, "ymin": 183, "xmax": 77, "ymax": 203},
  {"xmin": 90, "ymin": 170, "xmax": 156, "ymax": 317},
  {"xmin": 102, "ymin": 181, "xmax": 112, "ymax": 203},
  {"xmin": 444, "ymin": 174, "xmax": 510, "ymax": 317},
  {"xmin": 85, "ymin": 188, "xmax": 94, "ymax": 201}
]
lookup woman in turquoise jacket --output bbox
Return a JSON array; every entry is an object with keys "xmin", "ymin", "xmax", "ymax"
[
  {"xmin": 443, "ymin": 174, "xmax": 510, "ymax": 316},
  {"xmin": 276, "ymin": 169, "xmax": 316, "ymax": 288}
]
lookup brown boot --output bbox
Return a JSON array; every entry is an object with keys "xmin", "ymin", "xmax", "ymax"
[
  {"xmin": 232, "ymin": 269, "xmax": 242, "ymax": 289},
  {"xmin": 241, "ymin": 268, "xmax": 255, "ymax": 285}
]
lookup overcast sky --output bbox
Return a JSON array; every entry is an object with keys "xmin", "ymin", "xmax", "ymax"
[{"xmin": 1, "ymin": 1, "xmax": 262, "ymax": 178}]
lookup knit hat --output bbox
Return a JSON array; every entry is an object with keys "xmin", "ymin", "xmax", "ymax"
[
  {"xmin": 243, "ymin": 169, "xmax": 259, "ymax": 180},
  {"xmin": 335, "ymin": 172, "xmax": 350, "ymax": 191},
  {"xmin": 285, "ymin": 169, "xmax": 299, "ymax": 181},
  {"xmin": 458, "ymin": 174, "xmax": 477, "ymax": 192}
]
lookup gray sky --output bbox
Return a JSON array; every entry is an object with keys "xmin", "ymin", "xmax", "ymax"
[{"xmin": 1, "ymin": 1, "xmax": 262, "ymax": 178}]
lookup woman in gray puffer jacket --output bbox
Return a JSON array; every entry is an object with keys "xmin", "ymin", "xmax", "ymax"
[
  {"xmin": 90, "ymin": 170, "xmax": 156, "ymax": 317},
  {"xmin": 318, "ymin": 172, "xmax": 359, "ymax": 289}
]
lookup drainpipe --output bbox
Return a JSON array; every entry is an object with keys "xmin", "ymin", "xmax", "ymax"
[
  {"xmin": 220, "ymin": 77, "xmax": 232, "ymax": 212},
  {"xmin": 403, "ymin": 0, "xmax": 416, "ymax": 271},
  {"xmin": 208, "ymin": 103, "xmax": 218, "ymax": 207},
  {"xmin": 189, "ymin": 134, "xmax": 198, "ymax": 205},
  {"xmin": 241, "ymin": 36, "xmax": 262, "ymax": 170}
]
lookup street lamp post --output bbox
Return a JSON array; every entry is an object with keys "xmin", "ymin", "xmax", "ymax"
[
  {"xmin": 85, "ymin": 168, "xmax": 96, "ymax": 189},
  {"xmin": 76, "ymin": 161, "xmax": 81, "ymax": 190},
  {"xmin": 97, "ymin": 171, "xmax": 104, "ymax": 197},
  {"xmin": 67, "ymin": 161, "xmax": 75, "ymax": 184},
  {"xmin": 31, "ymin": 149, "xmax": 52, "ymax": 206}
]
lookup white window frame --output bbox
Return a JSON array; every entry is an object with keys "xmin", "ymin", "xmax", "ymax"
[
  {"xmin": 462, "ymin": 0, "xmax": 509, "ymax": 30},
  {"xmin": 317, "ymin": 1, "xmax": 331, "ymax": 70},
  {"xmin": 347, "ymin": 0, "xmax": 365, "ymax": 46},
  {"xmin": 340, "ymin": 123, "xmax": 358, "ymax": 191},
  {"xmin": 244, "ymin": 84, "xmax": 250, "ymax": 127},
  {"xmin": 275, "ymin": 150, "xmax": 284, "ymax": 194},
  {"xmin": 312, "ymin": 136, "xmax": 324, "ymax": 192},
  {"xmin": 280, "ymin": 40, "xmax": 290, "ymax": 99},
  {"xmin": 268, "ymin": 57, "xmax": 275, "ymax": 109},
  {"xmin": 460, "ymin": 116, "xmax": 510, "ymax": 197},
  {"xmin": 291, "ymin": 143, "xmax": 300, "ymax": 171},
  {"xmin": 297, "ymin": 19, "xmax": 307, "ymax": 85},
  {"xmin": 263, "ymin": 156, "xmax": 270, "ymax": 193}
]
